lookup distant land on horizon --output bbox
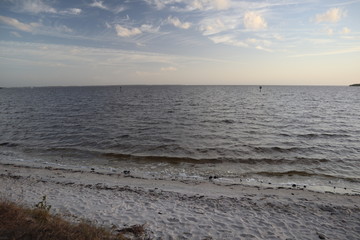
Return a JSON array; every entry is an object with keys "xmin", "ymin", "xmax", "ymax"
[{"xmin": 350, "ymin": 83, "xmax": 360, "ymax": 86}]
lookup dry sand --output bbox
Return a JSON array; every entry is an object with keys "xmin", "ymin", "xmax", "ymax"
[{"xmin": 0, "ymin": 162, "xmax": 359, "ymax": 240}]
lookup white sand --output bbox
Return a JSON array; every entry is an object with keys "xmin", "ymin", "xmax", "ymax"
[{"xmin": 0, "ymin": 163, "xmax": 359, "ymax": 240}]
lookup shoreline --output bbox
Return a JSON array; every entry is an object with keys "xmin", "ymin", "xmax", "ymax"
[
  {"xmin": 1, "ymin": 156, "xmax": 359, "ymax": 195},
  {"xmin": 1, "ymin": 162, "xmax": 359, "ymax": 239}
]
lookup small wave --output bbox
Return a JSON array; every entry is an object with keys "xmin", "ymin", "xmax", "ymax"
[
  {"xmin": 221, "ymin": 119, "xmax": 235, "ymax": 124},
  {"xmin": 103, "ymin": 152, "xmax": 222, "ymax": 164},
  {"xmin": 18, "ymin": 146, "xmax": 332, "ymax": 166},
  {"xmin": 200, "ymin": 119, "xmax": 236, "ymax": 124},
  {"xmin": 103, "ymin": 152, "xmax": 330, "ymax": 166},
  {"xmin": 233, "ymin": 157, "xmax": 329, "ymax": 165},
  {"xmin": 279, "ymin": 133, "xmax": 292, "ymax": 137},
  {"xmin": 252, "ymin": 146, "xmax": 304, "ymax": 154},
  {"xmin": 37, "ymin": 147, "xmax": 103, "ymax": 159},
  {"xmin": 0, "ymin": 142, "xmax": 18, "ymax": 147},
  {"xmin": 297, "ymin": 133, "xmax": 352, "ymax": 139}
]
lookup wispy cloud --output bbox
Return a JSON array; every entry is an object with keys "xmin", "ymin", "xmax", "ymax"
[
  {"xmin": 10, "ymin": 31, "xmax": 22, "ymax": 37},
  {"xmin": 209, "ymin": 34, "xmax": 273, "ymax": 52},
  {"xmin": 89, "ymin": 0, "xmax": 108, "ymax": 10},
  {"xmin": 114, "ymin": 23, "xmax": 159, "ymax": 37},
  {"xmin": 9, "ymin": 0, "xmax": 82, "ymax": 15},
  {"xmin": 199, "ymin": 16, "xmax": 238, "ymax": 35},
  {"xmin": 185, "ymin": 0, "xmax": 231, "ymax": 11},
  {"xmin": 306, "ymin": 38, "xmax": 335, "ymax": 45},
  {"xmin": 89, "ymin": 0, "xmax": 126, "ymax": 13},
  {"xmin": 60, "ymin": 8, "xmax": 82, "ymax": 15},
  {"xmin": 139, "ymin": 24, "xmax": 160, "ymax": 33},
  {"xmin": 328, "ymin": 0, "xmax": 360, "ymax": 7},
  {"xmin": 290, "ymin": 47, "xmax": 360, "ymax": 57},
  {"xmin": 315, "ymin": 8, "xmax": 345, "ymax": 23},
  {"xmin": 0, "ymin": 15, "xmax": 75, "ymax": 39},
  {"xmin": 209, "ymin": 34, "xmax": 248, "ymax": 47},
  {"xmin": 113, "ymin": 6, "xmax": 127, "ymax": 14},
  {"xmin": 0, "ymin": 41, "xmax": 235, "ymax": 70},
  {"xmin": 231, "ymin": 0, "xmax": 306, "ymax": 10},
  {"xmin": 246, "ymin": 38, "xmax": 271, "ymax": 47},
  {"xmin": 0, "ymin": 15, "xmax": 36, "ymax": 32},
  {"xmin": 144, "ymin": 0, "xmax": 231, "ymax": 11},
  {"xmin": 11, "ymin": 0, "xmax": 57, "ymax": 14},
  {"xmin": 53, "ymin": 24, "xmax": 73, "ymax": 33},
  {"xmin": 115, "ymin": 24, "xmax": 142, "ymax": 37}
]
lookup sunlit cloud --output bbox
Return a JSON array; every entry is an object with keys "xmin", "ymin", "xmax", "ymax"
[
  {"xmin": 186, "ymin": 0, "xmax": 231, "ymax": 11},
  {"xmin": 0, "ymin": 15, "xmax": 75, "ymax": 37},
  {"xmin": 140, "ymin": 24, "xmax": 159, "ymax": 33},
  {"xmin": 209, "ymin": 33, "xmax": 275, "ymax": 52},
  {"xmin": 340, "ymin": 27, "xmax": 351, "ymax": 34},
  {"xmin": 113, "ymin": 23, "xmax": 160, "ymax": 37},
  {"xmin": 61, "ymin": 8, "xmax": 82, "ymax": 15},
  {"xmin": 89, "ymin": 0, "xmax": 108, "ymax": 10},
  {"xmin": 167, "ymin": 16, "xmax": 191, "ymax": 29},
  {"xmin": 243, "ymin": 12, "xmax": 267, "ymax": 30},
  {"xmin": 199, "ymin": 16, "xmax": 238, "ymax": 35},
  {"xmin": 0, "ymin": 15, "xmax": 36, "ymax": 32},
  {"xmin": 200, "ymin": 18, "xmax": 225, "ymax": 35},
  {"xmin": 213, "ymin": 0, "xmax": 231, "ymax": 10},
  {"xmin": 255, "ymin": 45, "xmax": 273, "ymax": 52},
  {"xmin": 315, "ymin": 8, "xmax": 345, "ymax": 23},
  {"xmin": 115, "ymin": 24, "xmax": 142, "ymax": 37}
]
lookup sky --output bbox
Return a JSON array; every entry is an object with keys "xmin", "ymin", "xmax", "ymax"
[{"xmin": 0, "ymin": 0, "xmax": 359, "ymax": 87}]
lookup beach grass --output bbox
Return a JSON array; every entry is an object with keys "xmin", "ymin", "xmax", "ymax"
[{"xmin": 0, "ymin": 200, "xmax": 147, "ymax": 240}]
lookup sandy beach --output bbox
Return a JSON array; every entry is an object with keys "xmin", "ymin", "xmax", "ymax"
[{"xmin": 0, "ymin": 162, "xmax": 359, "ymax": 240}]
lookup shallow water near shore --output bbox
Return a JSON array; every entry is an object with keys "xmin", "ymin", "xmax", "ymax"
[{"xmin": 0, "ymin": 85, "xmax": 359, "ymax": 194}]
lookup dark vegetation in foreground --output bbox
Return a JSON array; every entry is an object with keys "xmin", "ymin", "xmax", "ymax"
[{"xmin": 0, "ymin": 199, "xmax": 148, "ymax": 240}]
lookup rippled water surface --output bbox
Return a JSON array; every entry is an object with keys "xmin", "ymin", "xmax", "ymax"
[{"xmin": 0, "ymin": 86, "xmax": 359, "ymax": 192}]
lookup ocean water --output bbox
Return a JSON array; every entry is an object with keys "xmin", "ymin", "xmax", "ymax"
[{"xmin": 0, "ymin": 86, "xmax": 359, "ymax": 193}]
